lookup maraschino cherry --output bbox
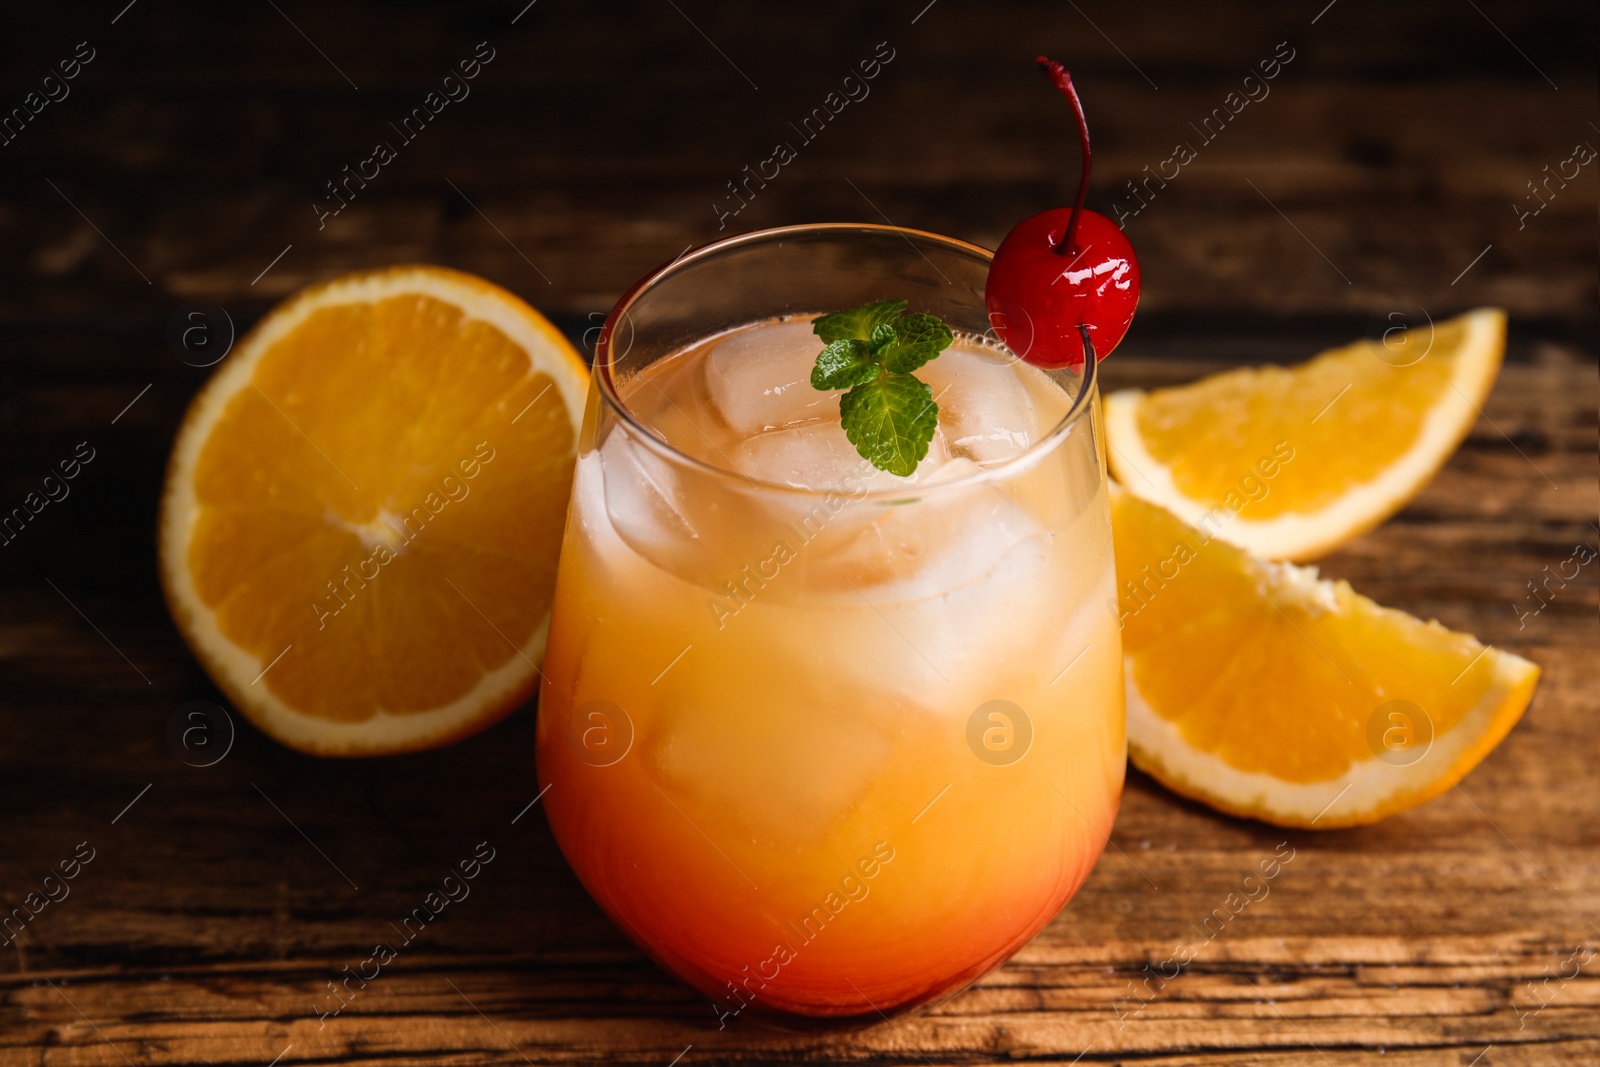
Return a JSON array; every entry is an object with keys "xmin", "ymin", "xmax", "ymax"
[{"xmin": 986, "ymin": 57, "xmax": 1140, "ymax": 369}]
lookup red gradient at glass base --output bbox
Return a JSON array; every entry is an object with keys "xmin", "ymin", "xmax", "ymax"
[{"xmin": 538, "ymin": 672, "xmax": 1122, "ymax": 1026}]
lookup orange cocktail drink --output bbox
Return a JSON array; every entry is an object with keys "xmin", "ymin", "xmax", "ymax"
[{"xmin": 537, "ymin": 224, "xmax": 1123, "ymax": 1028}]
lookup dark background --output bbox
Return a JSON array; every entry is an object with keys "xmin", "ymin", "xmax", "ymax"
[{"xmin": 1, "ymin": 1, "xmax": 1596, "ymax": 1063}]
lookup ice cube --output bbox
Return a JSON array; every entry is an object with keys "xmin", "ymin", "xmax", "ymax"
[
  {"xmin": 861, "ymin": 534, "xmax": 1056, "ymax": 708},
  {"xmin": 921, "ymin": 346, "xmax": 1037, "ymax": 464},
  {"xmin": 704, "ymin": 320, "xmax": 838, "ymax": 436},
  {"xmin": 597, "ymin": 425, "xmax": 809, "ymax": 587},
  {"xmin": 825, "ymin": 458, "xmax": 1040, "ymax": 602},
  {"xmin": 815, "ymin": 464, "xmax": 1059, "ymax": 706},
  {"xmin": 731, "ymin": 420, "xmax": 950, "ymax": 493},
  {"xmin": 570, "ymin": 452, "xmax": 626, "ymax": 555},
  {"xmin": 646, "ymin": 660, "xmax": 899, "ymax": 844},
  {"xmin": 598, "ymin": 426, "xmax": 702, "ymax": 572}
]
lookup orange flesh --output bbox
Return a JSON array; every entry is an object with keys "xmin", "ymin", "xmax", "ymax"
[
  {"xmin": 1113, "ymin": 490, "xmax": 1500, "ymax": 783},
  {"xmin": 1135, "ymin": 319, "xmax": 1465, "ymax": 517},
  {"xmin": 188, "ymin": 294, "xmax": 575, "ymax": 719}
]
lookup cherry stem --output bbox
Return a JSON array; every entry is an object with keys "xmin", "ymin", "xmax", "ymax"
[{"xmin": 1035, "ymin": 56, "xmax": 1091, "ymax": 257}]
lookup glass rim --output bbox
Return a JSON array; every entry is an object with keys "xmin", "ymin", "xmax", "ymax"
[{"xmin": 593, "ymin": 222, "xmax": 1100, "ymax": 501}]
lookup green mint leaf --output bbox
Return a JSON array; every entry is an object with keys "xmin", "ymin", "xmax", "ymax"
[
  {"xmin": 812, "ymin": 298, "xmax": 908, "ymax": 343},
  {"xmin": 869, "ymin": 321, "xmax": 898, "ymax": 354},
  {"xmin": 808, "ymin": 299, "xmax": 954, "ymax": 475},
  {"xmin": 882, "ymin": 313, "xmax": 954, "ymax": 373},
  {"xmin": 838, "ymin": 371, "xmax": 939, "ymax": 477},
  {"xmin": 810, "ymin": 339, "xmax": 880, "ymax": 390}
]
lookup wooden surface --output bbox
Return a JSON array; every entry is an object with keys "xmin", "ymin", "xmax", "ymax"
[{"xmin": 1, "ymin": 1, "xmax": 1596, "ymax": 1063}]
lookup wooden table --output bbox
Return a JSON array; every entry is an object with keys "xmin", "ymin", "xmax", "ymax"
[{"xmin": 2, "ymin": 1, "xmax": 1595, "ymax": 1062}]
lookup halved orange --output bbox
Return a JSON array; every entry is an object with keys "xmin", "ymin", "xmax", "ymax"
[
  {"xmin": 1105, "ymin": 309, "xmax": 1505, "ymax": 560},
  {"xmin": 1113, "ymin": 487, "xmax": 1539, "ymax": 828},
  {"xmin": 160, "ymin": 266, "xmax": 588, "ymax": 756}
]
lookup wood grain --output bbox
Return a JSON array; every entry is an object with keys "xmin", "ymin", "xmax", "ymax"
[{"xmin": 0, "ymin": 0, "xmax": 1595, "ymax": 1063}]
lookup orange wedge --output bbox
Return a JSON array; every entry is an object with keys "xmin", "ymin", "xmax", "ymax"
[
  {"xmin": 1105, "ymin": 309, "xmax": 1505, "ymax": 560},
  {"xmin": 160, "ymin": 266, "xmax": 588, "ymax": 756},
  {"xmin": 1112, "ymin": 487, "xmax": 1539, "ymax": 828}
]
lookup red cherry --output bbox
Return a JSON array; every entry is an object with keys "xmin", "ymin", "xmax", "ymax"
[
  {"xmin": 987, "ymin": 208, "xmax": 1139, "ymax": 369},
  {"xmin": 986, "ymin": 58, "xmax": 1140, "ymax": 369}
]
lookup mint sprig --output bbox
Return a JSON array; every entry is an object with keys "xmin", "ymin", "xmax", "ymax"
[{"xmin": 809, "ymin": 299, "xmax": 954, "ymax": 477}]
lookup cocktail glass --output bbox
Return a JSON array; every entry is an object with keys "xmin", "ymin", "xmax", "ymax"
[{"xmin": 536, "ymin": 223, "xmax": 1124, "ymax": 1029}]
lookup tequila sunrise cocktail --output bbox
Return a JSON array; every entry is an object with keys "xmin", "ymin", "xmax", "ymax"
[{"xmin": 536, "ymin": 225, "xmax": 1124, "ymax": 1027}]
